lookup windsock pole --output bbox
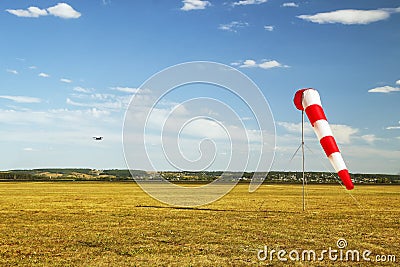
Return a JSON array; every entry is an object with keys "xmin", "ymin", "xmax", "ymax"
[{"xmin": 301, "ymin": 110, "xmax": 306, "ymax": 211}]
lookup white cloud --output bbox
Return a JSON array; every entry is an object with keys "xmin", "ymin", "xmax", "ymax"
[
  {"xmin": 0, "ymin": 95, "xmax": 42, "ymax": 103},
  {"xmin": 233, "ymin": 0, "xmax": 267, "ymax": 6},
  {"xmin": 28, "ymin": 66, "xmax": 37, "ymax": 69},
  {"xmin": 277, "ymin": 121, "xmax": 313, "ymax": 135},
  {"xmin": 234, "ymin": 59, "xmax": 288, "ymax": 69},
  {"xmin": 28, "ymin": 6, "xmax": 48, "ymax": 16},
  {"xmin": 278, "ymin": 121, "xmax": 358, "ymax": 144},
  {"xmin": 90, "ymin": 93, "xmax": 119, "ymax": 101},
  {"xmin": 386, "ymin": 121, "xmax": 400, "ymax": 130},
  {"xmin": 282, "ymin": 2, "xmax": 298, "ymax": 8},
  {"xmin": 6, "ymin": 3, "xmax": 81, "ymax": 19},
  {"xmin": 47, "ymin": 3, "xmax": 81, "ymax": 19},
  {"xmin": 60, "ymin": 78, "xmax": 72, "ymax": 83},
  {"xmin": 65, "ymin": 98, "xmax": 122, "ymax": 110},
  {"xmin": 66, "ymin": 98, "xmax": 87, "ymax": 107},
  {"xmin": 180, "ymin": 118, "xmax": 228, "ymax": 140},
  {"xmin": 6, "ymin": 69, "xmax": 18, "ymax": 75},
  {"xmin": 298, "ymin": 7, "xmax": 400, "ymax": 25},
  {"xmin": 50, "ymin": 108, "xmax": 111, "ymax": 121},
  {"xmin": 66, "ymin": 92, "xmax": 131, "ymax": 110},
  {"xmin": 218, "ymin": 21, "xmax": 249, "ymax": 32},
  {"xmin": 361, "ymin": 134, "xmax": 380, "ymax": 144},
  {"xmin": 396, "ymin": 80, "xmax": 400, "ymax": 85},
  {"xmin": 264, "ymin": 25, "xmax": 274, "ymax": 31},
  {"xmin": 330, "ymin": 124, "xmax": 359, "ymax": 144},
  {"xmin": 241, "ymin": 59, "xmax": 257, "ymax": 67},
  {"xmin": 259, "ymin": 60, "xmax": 284, "ymax": 69},
  {"xmin": 111, "ymin": 87, "xmax": 140, "ymax": 93},
  {"xmin": 73, "ymin": 86, "xmax": 93, "ymax": 93},
  {"xmin": 368, "ymin": 85, "xmax": 400, "ymax": 93},
  {"xmin": 180, "ymin": 0, "xmax": 211, "ymax": 11},
  {"xmin": 38, "ymin": 72, "xmax": 50, "ymax": 78},
  {"xmin": 6, "ymin": 6, "xmax": 48, "ymax": 18}
]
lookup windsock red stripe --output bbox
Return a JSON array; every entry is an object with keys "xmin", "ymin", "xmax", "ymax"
[
  {"xmin": 305, "ymin": 104, "xmax": 327, "ymax": 126},
  {"xmin": 338, "ymin": 169, "xmax": 354, "ymax": 190},
  {"xmin": 319, "ymin": 135, "xmax": 340, "ymax": 157}
]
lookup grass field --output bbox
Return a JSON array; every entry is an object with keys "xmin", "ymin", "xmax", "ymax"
[{"xmin": 0, "ymin": 182, "xmax": 398, "ymax": 266}]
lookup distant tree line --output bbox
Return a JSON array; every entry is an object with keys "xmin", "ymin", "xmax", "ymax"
[
  {"xmin": 0, "ymin": 172, "xmax": 37, "ymax": 180},
  {"xmin": 34, "ymin": 168, "xmax": 93, "ymax": 175},
  {"xmin": 0, "ymin": 169, "xmax": 398, "ymax": 184}
]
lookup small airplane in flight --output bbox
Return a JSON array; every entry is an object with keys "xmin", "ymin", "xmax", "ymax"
[{"xmin": 92, "ymin": 136, "xmax": 103, "ymax": 141}]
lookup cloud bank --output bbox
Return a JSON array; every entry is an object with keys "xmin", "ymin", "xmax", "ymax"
[
  {"xmin": 218, "ymin": 21, "xmax": 249, "ymax": 32},
  {"xmin": 282, "ymin": 3, "xmax": 298, "ymax": 8},
  {"xmin": 6, "ymin": 3, "xmax": 81, "ymax": 19},
  {"xmin": 233, "ymin": 0, "xmax": 267, "ymax": 6},
  {"xmin": 368, "ymin": 86, "xmax": 400, "ymax": 93},
  {"xmin": 180, "ymin": 0, "xmax": 210, "ymax": 11},
  {"xmin": 0, "ymin": 95, "xmax": 42, "ymax": 103},
  {"xmin": 298, "ymin": 7, "xmax": 400, "ymax": 25},
  {"xmin": 233, "ymin": 59, "xmax": 289, "ymax": 69}
]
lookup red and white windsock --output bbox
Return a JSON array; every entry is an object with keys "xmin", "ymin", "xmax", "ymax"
[{"xmin": 294, "ymin": 88, "xmax": 354, "ymax": 190}]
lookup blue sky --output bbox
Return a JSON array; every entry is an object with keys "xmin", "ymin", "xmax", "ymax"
[{"xmin": 0, "ymin": 0, "xmax": 399, "ymax": 174}]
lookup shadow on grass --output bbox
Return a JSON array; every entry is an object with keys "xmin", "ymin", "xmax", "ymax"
[{"xmin": 135, "ymin": 205, "xmax": 298, "ymax": 214}]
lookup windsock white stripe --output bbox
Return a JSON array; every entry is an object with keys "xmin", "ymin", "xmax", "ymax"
[
  {"xmin": 313, "ymin": 119, "xmax": 333, "ymax": 141},
  {"xmin": 328, "ymin": 152, "xmax": 347, "ymax": 172},
  {"xmin": 302, "ymin": 89, "xmax": 321, "ymax": 109}
]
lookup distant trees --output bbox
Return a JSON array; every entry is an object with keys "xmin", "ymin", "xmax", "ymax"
[
  {"xmin": 0, "ymin": 169, "xmax": 398, "ymax": 183},
  {"xmin": 0, "ymin": 172, "xmax": 35, "ymax": 180}
]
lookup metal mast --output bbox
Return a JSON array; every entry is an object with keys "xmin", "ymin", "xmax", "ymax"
[{"xmin": 302, "ymin": 110, "xmax": 306, "ymax": 211}]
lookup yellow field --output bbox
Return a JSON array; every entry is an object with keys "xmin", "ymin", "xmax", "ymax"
[{"xmin": 0, "ymin": 183, "xmax": 398, "ymax": 266}]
